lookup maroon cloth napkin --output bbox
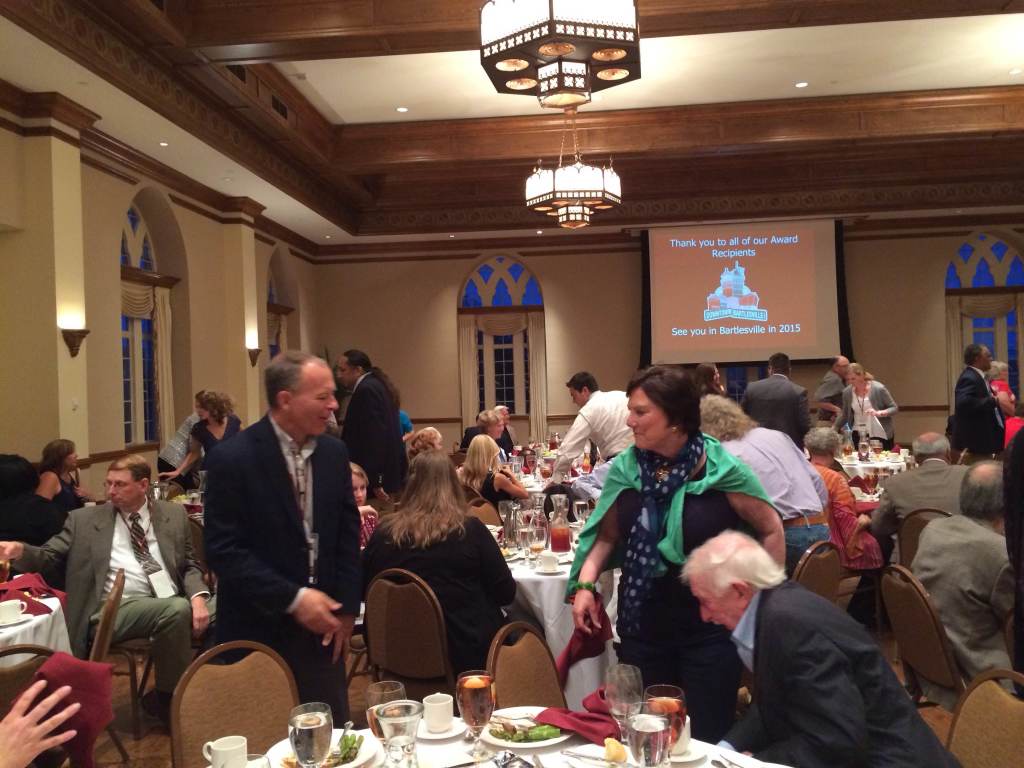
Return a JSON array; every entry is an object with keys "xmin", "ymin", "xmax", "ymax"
[
  {"xmin": 1, "ymin": 572, "xmax": 67, "ymax": 611},
  {"xmin": 1, "ymin": 594, "xmax": 52, "ymax": 616},
  {"xmin": 29, "ymin": 652, "xmax": 114, "ymax": 768},
  {"xmin": 555, "ymin": 597, "xmax": 613, "ymax": 687},
  {"xmin": 847, "ymin": 475, "xmax": 867, "ymax": 491},
  {"xmin": 535, "ymin": 686, "xmax": 618, "ymax": 745}
]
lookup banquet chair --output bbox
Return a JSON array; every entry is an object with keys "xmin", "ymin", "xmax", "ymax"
[
  {"xmin": 946, "ymin": 668, "xmax": 1024, "ymax": 768},
  {"xmin": 170, "ymin": 641, "xmax": 299, "ymax": 768},
  {"xmin": 880, "ymin": 565, "xmax": 965, "ymax": 705},
  {"xmin": 450, "ymin": 451, "xmax": 467, "ymax": 467},
  {"xmin": 897, "ymin": 508, "xmax": 951, "ymax": 568},
  {"xmin": 791, "ymin": 541, "xmax": 842, "ymax": 603},
  {"xmin": 468, "ymin": 498, "xmax": 502, "ymax": 526},
  {"xmin": 486, "ymin": 622, "xmax": 565, "ymax": 709},
  {"xmin": 365, "ymin": 568, "xmax": 455, "ymax": 700},
  {"xmin": 461, "ymin": 483, "xmax": 483, "ymax": 501},
  {"xmin": 84, "ymin": 570, "xmax": 132, "ymax": 762}
]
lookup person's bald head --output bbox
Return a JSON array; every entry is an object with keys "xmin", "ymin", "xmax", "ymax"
[
  {"xmin": 912, "ymin": 432, "xmax": 950, "ymax": 463},
  {"xmin": 960, "ymin": 461, "xmax": 1004, "ymax": 529}
]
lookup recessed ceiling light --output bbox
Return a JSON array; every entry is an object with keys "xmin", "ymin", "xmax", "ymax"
[
  {"xmin": 324, "ymin": 235, "xmax": 332, "ymax": 240},
  {"xmin": 221, "ymin": 176, "xmax": 233, "ymax": 182},
  {"xmin": 794, "ymin": 81, "xmax": 809, "ymax": 89},
  {"xmin": 159, "ymin": 141, "xmax": 169, "ymax": 146},
  {"xmin": 449, "ymin": 234, "xmax": 455, "ymax": 238},
  {"xmin": 1011, "ymin": 68, "xmax": 1023, "ymax": 76},
  {"xmin": 536, "ymin": 230, "xmax": 543, "ymax": 235},
  {"xmin": 396, "ymin": 106, "xmax": 409, "ymax": 113}
]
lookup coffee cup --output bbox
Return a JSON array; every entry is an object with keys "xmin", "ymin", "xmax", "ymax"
[
  {"xmin": 538, "ymin": 550, "xmax": 559, "ymax": 571},
  {"xmin": 203, "ymin": 735, "xmax": 248, "ymax": 768},
  {"xmin": 670, "ymin": 715, "xmax": 691, "ymax": 756},
  {"xmin": 0, "ymin": 599, "xmax": 26, "ymax": 623},
  {"xmin": 423, "ymin": 692, "xmax": 454, "ymax": 733}
]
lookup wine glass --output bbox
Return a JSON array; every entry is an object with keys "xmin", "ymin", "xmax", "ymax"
[
  {"xmin": 366, "ymin": 681, "xmax": 406, "ymax": 738},
  {"xmin": 627, "ymin": 706, "xmax": 671, "ymax": 768},
  {"xmin": 375, "ymin": 700, "xmax": 423, "ymax": 768},
  {"xmin": 456, "ymin": 670, "xmax": 494, "ymax": 762},
  {"xmin": 289, "ymin": 702, "xmax": 333, "ymax": 768},
  {"xmin": 527, "ymin": 517, "xmax": 547, "ymax": 569},
  {"xmin": 605, "ymin": 664, "xmax": 643, "ymax": 739},
  {"xmin": 644, "ymin": 685, "xmax": 686, "ymax": 754}
]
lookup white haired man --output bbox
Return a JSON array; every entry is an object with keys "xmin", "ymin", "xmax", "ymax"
[{"xmin": 683, "ymin": 531, "xmax": 958, "ymax": 768}]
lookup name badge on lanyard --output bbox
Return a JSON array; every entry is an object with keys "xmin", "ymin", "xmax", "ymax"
[
  {"xmin": 306, "ymin": 531, "xmax": 319, "ymax": 586},
  {"xmin": 148, "ymin": 569, "xmax": 177, "ymax": 599}
]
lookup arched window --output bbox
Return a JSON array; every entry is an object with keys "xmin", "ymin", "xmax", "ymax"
[
  {"xmin": 120, "ymin": 207, "xmax": 158, "ymax": 444},
  {"xmin": 458, "ymin": 255, "xmax": 548, "ymax": 440}
]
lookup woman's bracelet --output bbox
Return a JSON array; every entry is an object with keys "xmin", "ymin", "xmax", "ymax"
[{"xmin": 569, "ymin": 580, "xmax": 596, "ymax": 596}]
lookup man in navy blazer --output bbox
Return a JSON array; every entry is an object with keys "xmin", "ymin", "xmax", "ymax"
[
  {"xmin": 684, "ymin": 531, "xmax": 958, "ymax": 768},
  {"xmin": 337, "ymin": 349, "xmax": 407, "ymax": 497},
  {"xmin": 204, "ymin": 351, "xmax": 361, "ymax": 720},
  {"xmin": 953, "ymin": 343, "xmax": 1004, "ymax": 461}
]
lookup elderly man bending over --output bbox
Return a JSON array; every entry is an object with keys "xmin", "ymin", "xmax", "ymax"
[{"xmin": 683, "ymin": 531, "xmax": 958, "ymax": 768}]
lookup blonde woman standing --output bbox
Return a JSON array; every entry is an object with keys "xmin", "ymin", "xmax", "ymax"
[{"xmin": 837, "ymin": 363, "xmax": 898, "ymax": 450}]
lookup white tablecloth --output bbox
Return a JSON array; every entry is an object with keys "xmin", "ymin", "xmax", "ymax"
[
  {"xmin": 506, "ymin": 559, "xmax": 616, "ymax": 711},
  {"xmin": 839, "ymin": 459, "xmax": 907, "ymax": 479},
  {"xmin": 0, "ymin": 596, "xmax": 72, "ymax": 666}
]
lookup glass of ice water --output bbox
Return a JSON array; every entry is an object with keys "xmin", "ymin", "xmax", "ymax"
[
  {"xmin": 288, "ymin": 703, "xmax": 333, "ymax": 768},
  {"xmin": 374, "ymin": 700, "xmax": 424, "ymax": 768},
  {"xmin": 627, "ymin": 707, "xmax": 671, "ymax": 768}
]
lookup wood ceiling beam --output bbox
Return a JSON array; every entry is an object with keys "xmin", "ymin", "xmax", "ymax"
[
  {"xmin": 182, "ymin": 0, "xmax": 1020, "ymax": 63},
  {"xmin": 333, "ymin": 86, "xmax": 1024, "ymax": 173}
]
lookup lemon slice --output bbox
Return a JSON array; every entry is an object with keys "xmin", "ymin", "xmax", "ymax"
[{"xmin": 604, "ymin": 738, "xmax": 627, "ymax": 763}]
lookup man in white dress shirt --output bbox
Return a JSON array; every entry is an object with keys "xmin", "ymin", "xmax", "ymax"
[{"xmin": 551, "ymin": 372, "xmax": 633, "ymax": 484}]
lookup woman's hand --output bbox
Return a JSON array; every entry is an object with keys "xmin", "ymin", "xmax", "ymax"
[
  {"xmin": 358, "ymin": 505, "xmax": 378, "ymax": 522},
  {"xmin": 157, "ymin": 470, "xmax": 180, "ymax": 480},
  {"xmin": 571, "ymin": 589, "xmax": 601, "ymax": 636},
  {"xmin": 0, "ymin": 681, "xmax": 80, "ymax": 768}
]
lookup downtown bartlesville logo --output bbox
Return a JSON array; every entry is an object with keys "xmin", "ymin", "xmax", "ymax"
[{"xmin": 704, "ymin": 261, "xmax": 768, "ymax": 322}]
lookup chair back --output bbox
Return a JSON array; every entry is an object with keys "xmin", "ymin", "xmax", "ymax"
[
  {"xmin": 468, "ymin": 498, "xmax": 501, "ymax": 526},
  {"xmin": 89, "ymin": 569, "xmax": 125, "ymax": 662},
  {"xmin": 881, "ymin": 565, "xmax": 965, "ymax": 698},
  {"xmin": 898, "ymin": 508, "xmax": 951, "ymax": 567},
  {"xmin": 486, "ymin": 622, "xmax": 565, "ymax": 709},
  {"xmin": 947, "ymin": 668, "xmax": 1024, "ymax": 768},
  {"xmin": 171, "ymin": 641, "xmax": 299, "ymax": 768},
  {"xmin": 166, "ymin": 481, "xmax": 186, "ymax": 500},
  {"xmin": 791, "ymin": 541, "xmax": 842, "ymax": 603},
  {"xmin": 0, "ymin": 645, "xmax": 54, "ymax": 717},
  {"xmin": 450, "ymin": 451, "xmax": 467, "ymax": 467},
  {"xmin": 461, "ymin": 483, "xmax": 482, "ymax": 501},
  {"xmin": 365, "ymin": 568, "xmax": 455, "ymax": 700}
]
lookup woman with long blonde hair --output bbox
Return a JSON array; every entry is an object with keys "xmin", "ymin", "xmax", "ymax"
[
  {"xmin": 362, "ymin": 450, "xmax": 515, "ymax": 673},
  {"xmin": 459, "ymin": 434, "xmax": 528, "ymax": 505},
  {"xmin": 836, "ymin": 363, "xmax": 898, "ymax": 449}
]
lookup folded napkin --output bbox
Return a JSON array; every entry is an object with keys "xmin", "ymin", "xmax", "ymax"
[
  {"xmin": 556, "ymin": 597, "xmax": 612, "ymax": 687},
  {"xmin": 1, "ymin": 594, "xmax": 52, "ymax": 616},
  {"xmin": 1, "ymin": 572, "xmax": 67, "ymax": 611},
  {"xmin": 847, "ymin": 476, "xmax": 867, "ymax": 491},
  {"xmin": 535, "ymin": 686, "xmax": 617, "ymax": 745},
  {"xmin": 29, "ymin": 652, "xmax": 114, "ymax": 768}
]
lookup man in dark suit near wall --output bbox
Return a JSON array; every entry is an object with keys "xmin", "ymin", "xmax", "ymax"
[
  {"xmin": 684, "ymin": 531, "xmax": 958, "ymax": 768},
  {"xmin": 337, "ymin": 349, "xmax": 407, "ymax": 498},
  {"xmin": 204, "ymin": 351, "xmax": 361, "ymax": 720},
  {"xmin": 741, "ymin": 352, "xmax": 811, "ymax": 447},
  {"xmin": 954, "ymin": 343, "xmax": 1004, "ymax": 463}
]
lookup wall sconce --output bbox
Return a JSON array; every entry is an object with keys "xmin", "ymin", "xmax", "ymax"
[
  {"xmin": 247, "ymin": 348, "xmax": 261, "ymax": 367},
  {"xmin": 60, "ymin": 328, "xmax": 90, "ymax": 357}
]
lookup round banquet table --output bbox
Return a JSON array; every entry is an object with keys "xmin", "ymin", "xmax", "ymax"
[
  {"xmin": 0, "ymin": 596, "xmax": 72, "ymax": 666},
  {"xmin": 839, "ymin": 458, "xmax": 908, "ymax": 479},
  {"xmin": 504, "ymin": 556, "xmax": 616, "ymax": 711}
]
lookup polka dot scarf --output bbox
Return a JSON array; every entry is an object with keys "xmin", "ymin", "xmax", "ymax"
[{"xmin": 619, "ymin": 432, "xmax": 706, "ymax": 636}]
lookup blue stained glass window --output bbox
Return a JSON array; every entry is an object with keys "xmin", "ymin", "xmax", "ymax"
[
  {"xmin": 522, "ymin": 276, "xmax": 543, "ymax": 305},
  {"xmin": 972, "ymin": 258, "xmax": 996, "ymax": 288},
  {"xmin": 120, "ymin": 233, "xmax": 130, "ymax": 266},
  {"xmin": 508, "ymin": 263, "xmax": 525, "ymax": 283},
  {"xmin": 1008, "ymin": 257, "xmax": 1024, "ymax": 286},
  {"xmin": 991, "ymin": 241, "xmax": 1008, "ymax": 262},
  {"xmin": 959, "ymin": 244, "xmax": 975, "ymax": 263},
  {"xmin": 139, "ymin": 237, "xmax": 154, "ymax": 271},
  {"xmin": 462, "ymin": 279, "xmax": 483, "ymax": 308},
  {"xmin": 493, "ymin": 278, "xmax": 513, "ymax": 306},
  {"xmin": 478, "ymin": 265, "xmax": 495, "ymax": 284},
  {"xmin": 127, "ymin": 207, "xmax": 140, "ymax": 234},
  {"xmin": 979, "ymin": 234, "xmax": 987, "ymax": 241},
  {"xmin": 945, "ymin": 263, "xmax": 962, "ymax": 289}
]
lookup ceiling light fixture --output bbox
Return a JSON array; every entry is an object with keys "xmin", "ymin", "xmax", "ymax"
[
  {"xmin": 480, "ymin": 0, "xmax": 640, "ymax": 109},
  {"xmin": 324, "ymin": 235, "xmax": 332, "ymax": 240},
  {"xmin": 396, "ymin": 106, "xmax": 409, "ymax": 113},
  {"xmin": 159, "ymin": 141, "xmax": 169, "ymax": 146},
  {"xmin": 537, "ymin": 230, "xmax": 543, "ymax": 234},
  {"xmin": 525, "ymin": 108, "xmax": 621, "ymax": 230},
  {"xmin": 794, "ymin": 81, "xmax": 809, "ymax": 88}
]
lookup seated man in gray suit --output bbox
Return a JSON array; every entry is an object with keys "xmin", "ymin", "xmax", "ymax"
[
  {"xmin": 866, "ymin": 432, "xmax": 967, "ymax": 562},
  {"xmin": 741, "ymin": 352, "xmax": 810, "ymax": 448},
  {"xmin": 0, "ymin": 454, "xmax": 211, "ymax": 724},
  {"xmin": 911, "ymin": 461, "xmax": 1013, "ymax": 709}
]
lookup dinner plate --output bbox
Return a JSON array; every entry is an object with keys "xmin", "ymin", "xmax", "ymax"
[
  {"xmin": 0, "ymin": 615, "xmax": 31, "ymax": 628},
  {"xmin": 266, "ymin": 730, "xmax": 383, "ymax": 768},
  {"xmin": 416, "ymin": 717, "xmax": 466, "ymax": 740},
  {"xmin": 481, "ymin": 706, "xmax": 572, "ymax": 749}
]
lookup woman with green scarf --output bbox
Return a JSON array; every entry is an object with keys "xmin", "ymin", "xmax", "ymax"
[{"xmin": 568, "ymin": 366, "xmax": 784, "ymax": 743}]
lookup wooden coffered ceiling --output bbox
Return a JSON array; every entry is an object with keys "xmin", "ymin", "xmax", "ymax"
[{"xmin": 4, "ymin": 0, "xmax": 1024, "ymax": 241}]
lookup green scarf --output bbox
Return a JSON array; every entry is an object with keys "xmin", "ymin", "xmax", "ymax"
[{"xmin": 566, "ymin": 436, "xmax": 773, "ymax": 596}]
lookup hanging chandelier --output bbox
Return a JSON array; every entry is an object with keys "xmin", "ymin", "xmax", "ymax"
[
  {"xmin": 480, "ymin": 0, "xmax": 641, "ymax": 109},
  {"xmin": 525, "ymin": 108, "xmax": 621, "ymax": 229}
]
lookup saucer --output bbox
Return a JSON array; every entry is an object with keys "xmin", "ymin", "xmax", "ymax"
[
  {"xmin": 0, "ymin": 614, "xmax": 31, "ymax": 628},
  {"xmin": 535, "ymin": 566, "xmax": 562, "ymax": 575},
  {"xmin": 670, "ymin": 742, "xmax": 707, "ymax": 763},
  {"xmin": 416, "ymin": 717, "xmax": 465, "ymax": 741}
]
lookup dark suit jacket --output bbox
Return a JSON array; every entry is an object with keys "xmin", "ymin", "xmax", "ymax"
[
  {"xmin": 741, "ymin": 375, "xmax": 811, "ymax": 447},
  {"xmin": 459, "ymin": 426, "xmax": 514, "ymax": 455},
  {"xmin": 17, "ymin": 501, "xmax": 205, "ymax": 658},
  {"xmin": 341, "ymin": 374, "xmax": 406, "ymax": 493},
  {"xmin": 953, "ymin": 367, "xmax": 1003, "ymax": 454},
  {"xmin": 725, "ymin": 582, "xmax": 959, "ymax": 768},
  {"xmin": 203, "ymin": 415, "xmax": 362, "ymax": 651}
]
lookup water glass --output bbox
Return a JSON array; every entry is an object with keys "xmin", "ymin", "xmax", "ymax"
[
  {"xmin": 605, "ymin": 663, "xmax": 643, "ymax": 739},
  {"xmin": 374, "ymin": 700, "xmax": 423, "ymax": 768},
  {"xmin": 366, "ymin": 681, "xmax": 407, "ymax": 739},
  {"xmin": 288, "ymin": 703, "xmax": 332, "ymax": 768},
  {"xmin": 572, "ymin": 500, "xmax": 590, "ymax": 525},
  {"xmin": 627, "ymin": 707, "xmax": 671, "ymax": 768}
]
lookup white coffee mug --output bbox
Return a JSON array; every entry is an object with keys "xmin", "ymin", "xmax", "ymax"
[
  {"xmin": 423, "ymin": 692, "xmax": 454, "ymax": 733},
  {"xmin": 0, "ymin": 600, "xmax": 26, "ymax": 623},
  {"xmin": 203, "ymin": 735, "xmax": 248, "ymax": 768},
  {"xmin": 538, "ymin": 550, "xmax": 559, "ymax": 571},
  {"xmin": 670, "ymin": 715, "xmax": 692, "ymax": 756}
]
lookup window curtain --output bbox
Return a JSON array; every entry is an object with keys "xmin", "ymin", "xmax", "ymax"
[
  {"xmin": 458, "ymin": 314, "xmax": 478, "ymax": 432},
  {"xmin": 121, "ymin": 281, "xmax": 153, "ymax": 319},
  {"xmin": 154, "ymin": 287, "xmax": 175, "ymax": 444},
  {"xmin": 527, "ymin": 311, "xmax": 548, "ymax": 442},
  {"xmin": 476, "ymin": 312, "xmax": 527, "ymax": 337},
  {"xmin": 945, "ymin": 292, "xmax": 1024, "ymax": 412}
]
